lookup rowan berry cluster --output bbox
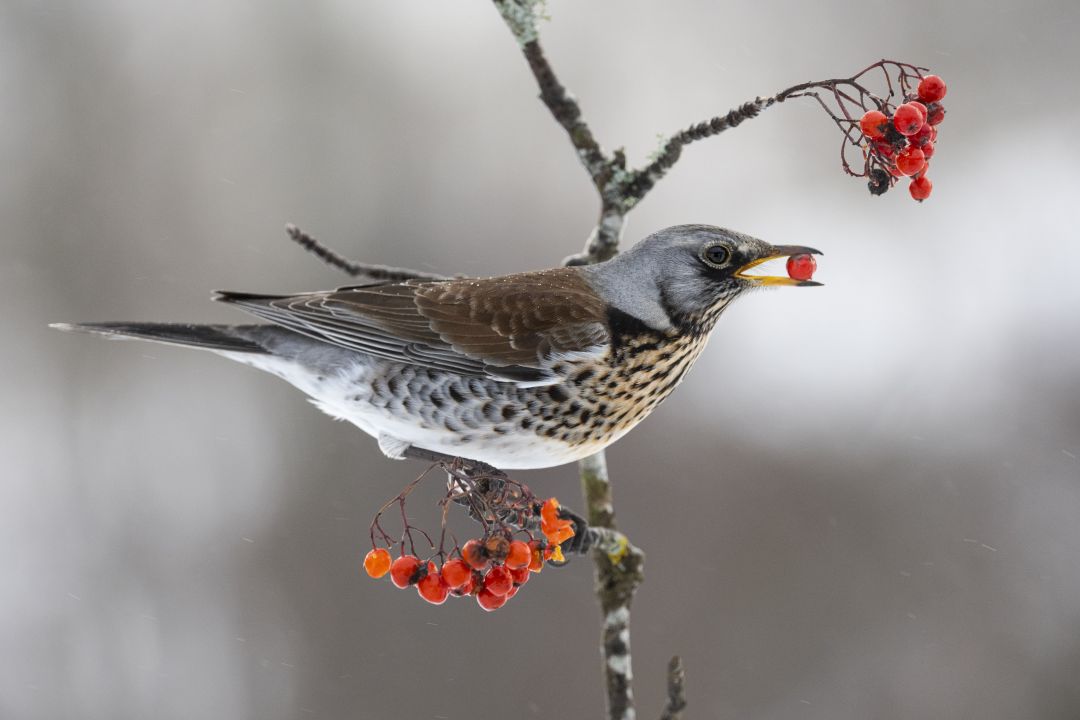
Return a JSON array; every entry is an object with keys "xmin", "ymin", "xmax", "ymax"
[
  {"xmin": 363, "ymin": 461, "xmax": 578, "ymax": 611},
  {"xmin": 858, "ymin": 74, "xmax": 947, "ymax": 201},
  {"xmin": 785, "ymin": 61, "xmax": 948, "ymax": 201}
]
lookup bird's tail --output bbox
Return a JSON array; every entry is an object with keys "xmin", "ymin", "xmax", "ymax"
[{"xmin": 49, "ymin": 322, "xmax": 266, "ymax": 353}]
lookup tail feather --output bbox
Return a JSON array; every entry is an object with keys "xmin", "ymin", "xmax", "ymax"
[{"xmin": 50, "ymin": 322, "xmax": 266, "ymax": 353}]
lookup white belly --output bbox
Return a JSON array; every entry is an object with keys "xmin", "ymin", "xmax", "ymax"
[{"xmin": 220, "ymin": 351, "xmax": 599, "ymax": 470}]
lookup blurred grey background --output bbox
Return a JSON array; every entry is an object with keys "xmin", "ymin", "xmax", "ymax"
[{"xmin": 3, "ymin": 1, "xmax": 1080, "ymax": 718}]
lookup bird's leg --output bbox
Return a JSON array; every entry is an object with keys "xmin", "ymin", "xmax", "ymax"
[{"xmin": 402, "ymin": 445, "xmax": 505, "ymax": 479}]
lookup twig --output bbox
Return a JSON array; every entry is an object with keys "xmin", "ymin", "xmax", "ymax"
[
  {"xmin": 493, "ymin": 0, "xmax": 609, "ymax": 190},
  {"xmin": 285, "ymin": 224, "xmax": 448, "ymax": 282},
  {"xmin": 658, "ymin": 656, "xmax": 687, "ymax": 720},
  {"xmin": 623, "ymin": 97, "xmax": 777, "ymax": 204}
]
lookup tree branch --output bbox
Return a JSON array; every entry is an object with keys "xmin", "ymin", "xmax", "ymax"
[
  {"xmin": 659, "ymin": 656, "xmax": 687, "ymax": 720},
  {"xmin": 285, "ymin": 224, "xmax": 449, "ymax": 282},
  {"xmin": 622, "ymin": 96, "xmax": 778, "ymax": 205},
  {"xmin": 493, "ymin": 0, "xmax": 610, "ymax": 191}
]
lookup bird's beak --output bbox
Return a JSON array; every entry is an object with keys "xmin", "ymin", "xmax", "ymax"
[{"xmin": 734, "ymin": 245, "xmax": 824, "ymax": 287}]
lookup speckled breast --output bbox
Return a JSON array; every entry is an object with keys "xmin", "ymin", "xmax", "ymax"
[{"xmin": 525, "ymin": 328, "xmax": 712, "ymax": 453}]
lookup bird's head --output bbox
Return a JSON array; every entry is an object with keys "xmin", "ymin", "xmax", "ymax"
[{"xmin": 581, "ymin": 224, "xmax": 822, "ymax": 333}]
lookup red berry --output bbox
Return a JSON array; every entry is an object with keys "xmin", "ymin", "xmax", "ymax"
[
  {"xmin": 917, "ymin": 75, "xmax": 947, "ymax": 103},
  {"xmin": 909, "ymin": 101, "xmax": 928, "ymax": 127},
  {"xmin": 505, "ymin": 540, "xmax": 531, "ymax": 569},
  {"xmin": 859, "ymin": 110, "xmax": 889, "ymax": 140},
  {"xmin": 908, "ymin": 123, "xmax": 933, "ymax": 147},
  {"xmin": 389, "ymin": 555, "xmax": 422, "ymax": 588},
  {"xmin": 505, "ymin": 585, "xmax": 519, "ymax": 599},
  {"xmin": 440, "ymin": 559, "xmax": 471, "ymax": 589},
  {"xmin": 921, "ymin": 141, "xmax": 935, "ymax": 159},
  {"xmin": 896, "ymin": 146, "xmax": 926, "ymax": 176},
  {"xmin": 893, "ymin": 103, "xmax": 923, "ymax": 136},
  {"xmin": 909, "ymin": 175, "xmax": 933, "ymax": 201},
  {"xmin": 927, "ymin": 103, "xmax": 946, "ymax": 126},
  {"xmin": 363, "ymin": 548, "xmax": 392, "ymax": 579},
  {"xmin": 785, "ymin": 254, "xmax": 817, "ymax": 282},
  {"xmin": 476, "ymin": 588, "xmax": 507, "ymax": 612},
  {"xmin": 509, "ymin": 565, "xmax": 530, "ymax": 586},
  {"xmin": 417, "ymin": 573, "xmax": 449, "ymax": 605},
  {"xmin": 461, "ymin": 539, "xmax": 489, "ymax": 571},
  {"xmin": 873, "ymin": 140, "xmax": 897, "ymax": 160},
  {"xmin": 484, "ymin": 566, "xmax": 514, "ymax": 596}
]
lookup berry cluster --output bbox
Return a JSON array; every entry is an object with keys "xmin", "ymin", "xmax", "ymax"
[
  {"xmin": 784, "ymin": 61, "xmax": 948, "ymax": 201},
  {"xmin": 858, "ymin": 75, "xmax": 947, "ymax": 201},
  {"xmin": 364, "ymin": 479, "xmax": 577, "ymax": 611}
]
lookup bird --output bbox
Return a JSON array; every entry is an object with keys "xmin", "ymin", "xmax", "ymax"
[{"xmin": 52, "ymin": 224, "xmax": 821, "ymax": 470}]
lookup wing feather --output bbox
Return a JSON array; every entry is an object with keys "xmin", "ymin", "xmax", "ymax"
[{"xmin": 216, "ymin": 268, "xmax": 609, "ymax": 383}]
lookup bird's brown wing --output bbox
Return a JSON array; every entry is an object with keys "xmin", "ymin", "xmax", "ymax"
[{"xmin": 216, "ymin": 268, "xmax": 609, "ymax": 384}]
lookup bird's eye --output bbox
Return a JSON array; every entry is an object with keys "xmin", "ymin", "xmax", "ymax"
[{"xmin": 701, "ymin": 244, "xmax": 731, "ymax": 268}]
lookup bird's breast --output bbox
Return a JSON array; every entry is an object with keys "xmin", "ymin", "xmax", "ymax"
[{"xmin": 523, "ymin": 329, "xmax": 711, "ymax": 453}]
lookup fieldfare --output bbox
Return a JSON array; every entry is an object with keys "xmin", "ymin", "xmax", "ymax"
[{"xmin": 54, "ymin": 225, "xmax": 820, "ymax": 469}]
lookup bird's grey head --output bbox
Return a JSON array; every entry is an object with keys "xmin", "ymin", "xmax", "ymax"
[{"xmin": 580, "ymin": 224, "xmax": 821, "ymax": 333}]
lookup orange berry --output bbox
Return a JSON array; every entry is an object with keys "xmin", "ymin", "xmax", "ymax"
[
  {"xmin": 484, "ymin": 566, "xmax": 514, "ymax": 596},
  {"xmin": 417, "ymin": 573, "xmax": 449, "ymax": 605},
  {"xmin": 451, "ymin": 571, "xmax": 479, "ymax": 597},
  {"xmin": 528, "ymin": 541, "xmax": 544, "ymax": 572},
  {"xmin": 541, "ymin": 498, "xmax": 560, "ymax": 525},
  {"xmin": 363, "ymin": 548, "xmax": 392, "ymax": 579},
  {"xmin": 543, "ymin": 520, "xmax": 575, "ymax": 546},
  {"xmin": 389, "ymin": 555, "xmax": 422, "ymax": 588},
  {"xmin": 505, "ymin": 541, "xmax": 531, "ymax": 569},
  {"xmin": 461, "ymin": 539, "xmax": 489, "ymax": 571},
  {"xmin": 476, "ymin": 588, "xmax": 507, "ymax": 612},
  {"xmin": 440, "ymin": 559, "xmax": 471, "ymax": 589}
]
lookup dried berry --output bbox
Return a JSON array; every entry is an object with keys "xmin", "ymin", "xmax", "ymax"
[{"xmin": 461, "ymin": 539, "xmax": 489, "ymax": 571}]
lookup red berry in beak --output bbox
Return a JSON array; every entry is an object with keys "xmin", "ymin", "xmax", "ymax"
[{"xmin": 786, "ymin": 254, "xmax": 817, "ymax": 282}]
